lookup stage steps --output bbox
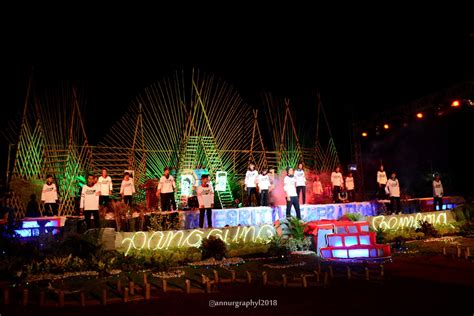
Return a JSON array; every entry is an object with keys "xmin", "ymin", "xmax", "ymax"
[{"xmin": 306, "ymin": 220, "xmax": 391, "ymax": 260}]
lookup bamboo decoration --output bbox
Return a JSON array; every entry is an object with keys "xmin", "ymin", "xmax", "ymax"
[
  {"xmin": 58, "ymin": 290, "xmax": 64, "ymax": 307},
  {"xmin": 365, "ymin": 267, "xmax": 370, "ymax": 281},
  {"xmin": 129, "ymin": 281, "xmax": 135, "ymax": 295},
  {"xmin": 145, "ymin": 283, "xmax": 151, "ymax": 299},
  {"xmin": 231, "ymin": 270, "xmax": 236, "ymax": 283},
  {"xmin": 124, "ymin": 288, "xmax": 129, "ymax": 303},
  {"xmin": 301, "ymin": 274, "xmax": 308, "ymax": 288},
  {"xmin": 246, "ymin": 271, "xmax": 252, "ymax": 284},
  {"xmin": 262, "ymin": 271, "xmax": 268, "ymax": 285},
  {"xmin": 185, "ymin": 279, "xmax": 191, "ymax": 294},
  {"xmin": 346, "ymin": 266, "xmax": 351, "ymax": 280},
  {"xmin": 4, "ymin": 288, "xmax": 9, "ymax": 305},
  {"xmin": 101, "ymin": 289, "xmax": 107, "ymax": 306},
  {"xmin": 40, "ymin": 290, "xmax": 46, "ymax": 306},
  {"xmin": 328, "ymin": 266, "xmax": 333, "ymax": 278},
  {"xmin": 282, "ymin": 274, "xmax": 287, "ymax": 288},
  {"xmin": 80, "ymin": 292, "xmax": 85, "ymax": 306},
  {"xmin": 313, "ymin": 270, "xmax": 320, "ymax": 283},
  {"xmin": 213, "ymin": 270, "xmax": 219, "ymax": 284},
  {"xmin": 162, "ymin": 279, "xmax": 168, "ymax": 293},
  {"xmin": 22, "ymin": 289, "xmax": 29, "ymax": 306}
]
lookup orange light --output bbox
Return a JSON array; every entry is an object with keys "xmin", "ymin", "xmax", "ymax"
[
  {"xmin": 416, "ymin": 112, "xmax": 423, "ymax": 119},
  {"xmin": 451, "ymin": 100, "xmax": 460, "ymax": 107},
  {"xmin": 361, "ymin": 132, "xmax": 368, "ymax": 137},
  {"xmin": 383, "ymin": 124, "xmax": 389, "ymax": 130}
]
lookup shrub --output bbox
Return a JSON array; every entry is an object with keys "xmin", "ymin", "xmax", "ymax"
[
  {"xmin": 199, "ymin": 236, "xmax": 227, "ymax": 260},
  {"xmin": 345, "ymin": 212, "xmax": 363, "ymax": 221},
  {"xmin": 416, "ymin": 220, "xmax": 440, "ymax": 238}
]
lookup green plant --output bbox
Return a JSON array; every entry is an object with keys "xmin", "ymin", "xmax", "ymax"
[
  {"xmin": 267, "ymin": 235, "xmax": 290, "ymax": 260},
  {"xmin": 148, "ymin": 212, "xmax": 180, "ymax": 231},
  {"xmin": 199, "ymin": 236, "xmax": 227, "ymax": 260},
  {"xmin": 375, "ymin": 227, "xmax": 385, "ymax": 244},
  {"xmin": 345, "ymin": 212, "xmax": 363, "ymax": 221},
  {"xmin": 416, "ymin": 220, "xmax": 440, "ymax": 238}
]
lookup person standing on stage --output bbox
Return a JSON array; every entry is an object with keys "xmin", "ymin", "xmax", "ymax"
[
  {"xmin": 284, "ymin": 167, "xmax": 301, "ymax": 219},
  {"xmin": 245, "ymin": 163, "xmax": 259, "ymax": 206},
  {"xmin": 331, "ymin": 166, "xmax": 344, "ymax": 203},
  {"xmin": 157, "ymin": 167, "xmax": 176, "ymax": 211},
  {"xmin": 295, "ymin": 162, "xmax": 307, "ymax": 205},
  {"xmin": 312, "ymin": 174, "xmax": 323, "ymax": 202},
  {"xmin": 141, "ymin": 177, "xmax": 159, "ymax": 210},
  {"xmin": 97, "ymin": 168, "xmax": 113, "ymax": 209},
  {"xmin": 41, "ymin": 175, "xmax": 58, "ymax": 216},
  {"xmin": 196, "ymin": 174, "xmax": 214, "ymax": 228},
  {"xmin": 345, "ymin": 171, "xmax": 355, "ymax": 202},
  {"xmin": 80, "ymin": 174, "xmax": 101, "ymax": 229},
  {"xmin": 257, "ymin": 168, "xmax": 271, "ymax": 206},
  {"xmin": 377, "ymin": 165, "xmax": 388, "ymax": 199},
  {"xmin": 386, "ymin": 171, "xmax": 401, "ymax": 214},
  {"xmin": 433, "ymin": 173, "xmax": 444, "ymax": 211},
  {"xmin": 120, "ymin": 172, "xmax": 135, "ymax": 207}
]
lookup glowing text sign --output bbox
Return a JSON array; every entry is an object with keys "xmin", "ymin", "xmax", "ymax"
[
  {"xmin": 369, "ymin": 211, "xmax": 454, "ymax": 231},
  {"xmin": 119, "ymin": 224, "xmax": 276, "ymax": 256}
]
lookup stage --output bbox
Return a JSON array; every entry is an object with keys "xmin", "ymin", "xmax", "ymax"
[
  {"xmin": 178, "ymin": 201, "xmax": 380, "ymax": 229},
  {"xmin": 7, "ymin": 197, "xmax": 461, "ymax": 237}
]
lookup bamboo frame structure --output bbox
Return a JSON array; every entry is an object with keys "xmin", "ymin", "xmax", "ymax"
[{"xmin": 5, "ymin": 69, "xmax": 341, "ymax": 215}]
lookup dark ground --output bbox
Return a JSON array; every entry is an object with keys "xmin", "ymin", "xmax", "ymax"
[{"xmin": 2, "ymin": 253, "xmax": 473, "ymax": 316}]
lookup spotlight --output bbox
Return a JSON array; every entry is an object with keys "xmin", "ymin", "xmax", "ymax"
[
  {"xmin": 451, "ymin": 100, "xmax": 461, "ymax": 107},
  {"xmin": 416, "ymin": 112, "xmax": 423, "ymax": 119},
  {"xmin": 361, "ymin": 132, "xmax": 368, "ymax": 137},
  {"xmin": 383, "ymin": 124, "xmax": 389, "ymax": 130}
]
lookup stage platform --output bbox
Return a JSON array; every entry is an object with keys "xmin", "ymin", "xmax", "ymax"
[{"xmin": 178, "ymin": 201, "xmax": 380, "ymax": 229}]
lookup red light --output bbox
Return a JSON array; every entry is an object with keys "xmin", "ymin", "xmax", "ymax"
[
  {"xmin": 416, "ymin": 112, "xmax": 423, "ymax": 119},
  {"xmin": 361, "ymin": 132, "xmax": 368, "ymax": 137},
  {"xmin": 451, "ymin": 100, "xmax": 461, "ymax": 107},
  {"xmin": 383, "ymin": 124, "xmax": 389, "ymax": 130}
]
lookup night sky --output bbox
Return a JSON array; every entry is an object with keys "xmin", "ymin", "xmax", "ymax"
[{"xmin": 2, "ymin": 18, "xmax": 473, "ymax": 196}]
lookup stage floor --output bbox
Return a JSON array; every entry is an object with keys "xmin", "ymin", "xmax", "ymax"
[{"xmin": 178, "ymin": 201, "xmax": 380, "ymax": 229}]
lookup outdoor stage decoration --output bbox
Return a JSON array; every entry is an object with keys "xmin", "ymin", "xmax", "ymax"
[
  {"xmin": 367, "ymin": 210, "xmax": 455, "ymax": 231},
  {"xmin": 118, "ymin": 224, "xmax": 276, "ymax": 256},
  {"xmin": 305, "ymin": 220, "xmax": 391, "ymax": 260},
  {"xmin": 4, "ymin": 69, "xmax": 340, "ymax": 218},
  {"xmin": 178, "ymin": 202, "xmax": 379, "ymax": 229}
]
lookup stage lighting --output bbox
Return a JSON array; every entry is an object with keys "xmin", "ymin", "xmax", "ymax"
[
  {"xmin": 383, "ymin": 124, "xmax": 389, "ymax": 130},
  {"xmin": 451, "ymin": 100, "xmax": 461, "ymax": 107},
  {"xmin": 361, "ymin": 132, "xmax": 368, "ymax": 137},
  {"xmin": 416, "ymin": 112, "xmax": 423, "ymax": 119}
]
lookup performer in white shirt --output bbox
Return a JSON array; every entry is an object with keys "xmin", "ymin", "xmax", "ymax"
[
  {"xmin": 377, "ymin": 165, "xmax": 388, "ymax": 200},
  {"xmin": 41, "ymin": 175, "xmax": 58, "ymax": 216},
  {"xmin": 120, "ymin": 172, "xmax": 135, "ymax": 207},
  {"xmin": 257, "ymin": 168, "xmax": 271, "ymax": 206},
  {"xmin": 80, "ymin": 174, "xmax": 101, "ymax": 229},
  {"xmin": 432, "ymin": 173, "xmax": 444, "ymax": 211},
  {"xmin": 312, "ymin": 174, "xmax": 323, "ymax": 202},
  {"xmin": 331, "ymin": 166, "xmax": 344, "ymax": 203},
  {"xmin": 385, "ymin": 171, "xmax": 401, "ymax": 214},
  {"xmin": 295, "ymin": 162, "xmax": 307, "ymax": 204},
  {"xmin": 245, "ymin": 163, "xmax": 259, "ymax": 206},
  {"xmin": 196, "ymin": 174, "xmax": 214, "ymax": 228},
  {"xmin": 157, "ymin": 167, "xmax": 176, "ymax": 211},
  {"xmin": 97, "ymin": 168, "xmax": 113, "ymax": 208},
  {"xmin": 284, "ymin": 167, "xmax": 301, "ymax": 219},
  {"xmin": 345, "ymin": 171, "xmax": 355, "ymax": 202}
]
